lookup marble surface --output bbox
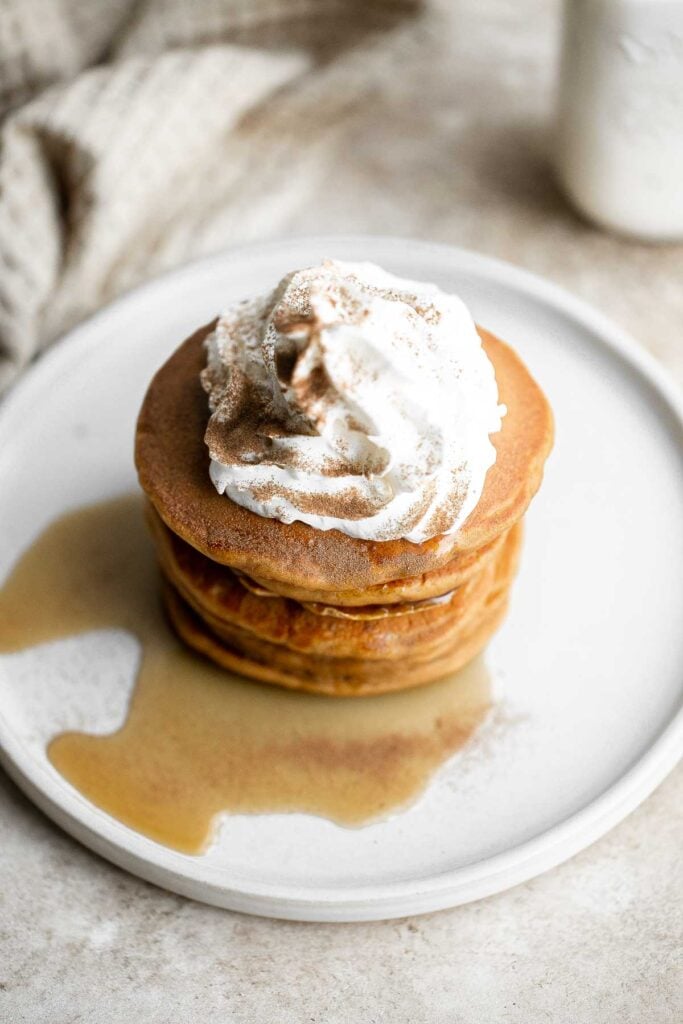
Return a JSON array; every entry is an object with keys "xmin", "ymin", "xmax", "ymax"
[{"xmin": 1, "ymin": 2, "xmax": 682, "ymax": 1020}]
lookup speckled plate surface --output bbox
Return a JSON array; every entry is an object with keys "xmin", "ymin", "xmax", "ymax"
[{"xmin": 1, "ymin": 237, "xmax": 682, "ymax": 922}]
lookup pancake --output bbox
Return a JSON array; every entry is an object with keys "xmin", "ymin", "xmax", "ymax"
[
  {"xmin": 146, "ymin": 500, "xmax": 509, "ymax": 608},
  {"xmin": 163, "ymin": 581, "xmax": 512, "ymax": 696},
  {"xmin": 136, "ymin": 323, "xmax": 553, "ymax": 593},
  {"xmin": 230, "ymin": 529, "xmax": 509, "ymax": 607},
  {"xmin": 152, "ymin": 504, "xmax": 522, "ymax": 662}
]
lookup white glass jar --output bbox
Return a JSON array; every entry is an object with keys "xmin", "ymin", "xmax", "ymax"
[{"xmin": 556, "ymin": 0, "xmax": 683, "ymax": 240}]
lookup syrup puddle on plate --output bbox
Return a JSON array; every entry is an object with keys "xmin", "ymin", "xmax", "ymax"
[{"xmin": 0, "ymin": 496, "xmax": 492, "ymax": 854}]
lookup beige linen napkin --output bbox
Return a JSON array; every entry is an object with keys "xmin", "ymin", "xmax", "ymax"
[{"xmin": 0, "ymin": 0, "xmax": 422, "ymax": 394}]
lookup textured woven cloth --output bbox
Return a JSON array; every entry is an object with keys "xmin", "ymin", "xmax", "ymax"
[{"xmin": 0, "ymin": 0, "xmax": 422, "ymax": 393}]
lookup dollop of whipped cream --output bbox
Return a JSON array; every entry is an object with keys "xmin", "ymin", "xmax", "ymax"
[{"xmin": 200, "ymin": 260, "xmax": 505, "ymax": 543}]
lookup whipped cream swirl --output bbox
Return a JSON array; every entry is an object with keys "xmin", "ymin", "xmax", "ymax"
[{"xmin": 201, "ymin": 260, "xmax": 504, "ymax": 543}]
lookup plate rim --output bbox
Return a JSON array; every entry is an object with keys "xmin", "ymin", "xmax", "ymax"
[{"xmin": 1, "ymin": 234, "xmax": 682, "ymax": 922}]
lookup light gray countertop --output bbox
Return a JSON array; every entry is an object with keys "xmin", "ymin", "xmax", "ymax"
[{"xmin": 2, "ymin": 2, "xmax": 682, "ymax": 1020}]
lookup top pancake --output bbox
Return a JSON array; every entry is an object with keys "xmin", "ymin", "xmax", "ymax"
[{"xmin": 135, "ymin": 322, "xmax": 553, "ymax": 592}]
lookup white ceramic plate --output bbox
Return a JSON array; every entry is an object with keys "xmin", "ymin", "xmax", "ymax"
[{"xmin": 1, "ymin": 237, "xmax": 682, "ymax": 923}]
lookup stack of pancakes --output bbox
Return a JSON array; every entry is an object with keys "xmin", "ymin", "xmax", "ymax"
[{"xmin": 135, "ymin": 324, "xmax": 553, "ymax": 696}]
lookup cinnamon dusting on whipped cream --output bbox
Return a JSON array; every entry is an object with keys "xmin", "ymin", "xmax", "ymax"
[{"xmin": 201, "ymin": 260, "xmax": 504, "ymax": 543}]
